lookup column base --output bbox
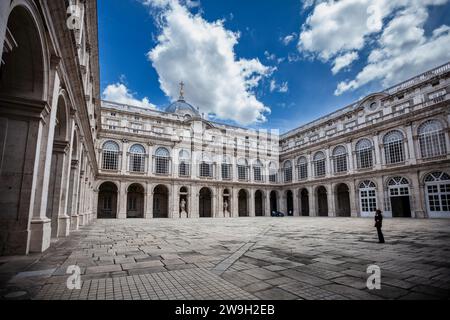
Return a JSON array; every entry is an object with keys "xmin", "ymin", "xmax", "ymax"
[
  {"xmin": 57, "ymin": 216, "xmax": 71, "ymax": 237},
  {"xmin": 70, "ymin": 215, "xmax": 79, "ymax": 231},
  {"xmin": 29, "ymin": 218, "xmax": 51, "ymax": 253},
  {"xmin": 118, "ymin": 213, "xmax": 127, "ymax": 219}
]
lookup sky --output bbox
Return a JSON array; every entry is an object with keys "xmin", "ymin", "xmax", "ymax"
[{"xmin": 98, "ymin": 0, "xmax": 450, "ymax": 133}]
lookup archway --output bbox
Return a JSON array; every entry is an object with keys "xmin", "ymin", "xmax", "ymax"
[
  {"xmin": 46, "ymin": 94, "xmax": 70, "ymax": 237},
  {"xmin": 199, "ymin": 187, "xmax": 212, "ymax": 218},
  {"xmin": 0, "ymin": 4, "xmax": 48, "ymax": 254},
  {"xmin": 270, "ymin": 191, "xmax": 278, "ymax": 213},
  {"xmin": 316, "ymin": 186, "xmax": 328, "ymax": 216},
  {"xmin": 388, "ymin": 177, "xmax": 411, "ymax": 217},
  {"xmin": 238, "ymin": 189, "xmax": 248, "ymax": 217},
  {"xmin": 127, "ymin": 184, "xmax": 144, "ymax": 218},
  {"xmin": 98, "ymin": 182, "xmax": 118, "ymax": 219},
  {"xmin": 300, "ymin": 188, "xmax": 309, "ymax": 216},
  {"xmin": 336, "ymin": 183, "xmax": 351, "ymax": 217},
  {"xmin": 153, "ymin": 185, "xmax": 169, "ymax": 218},
  {"xmin": 255, "ymin": 190, "xmax": 264, "ymax": 216},
  {"xmin": 286, "ymin": 190, "xmax": 294, "ymax": 216}
]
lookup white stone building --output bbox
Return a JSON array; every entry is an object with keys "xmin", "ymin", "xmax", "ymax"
[
  {"xmin": 97, "ymin": 64, "xmax": 450, "ymax": 222},
  {"xmin": 0, "ymin": 1, "xmax": 449, "ymax": 257},
  {"xmin": 0, "ymin": 0, "xmax": 99, "ymax": 255}
]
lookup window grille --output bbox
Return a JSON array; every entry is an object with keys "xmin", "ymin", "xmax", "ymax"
[
  {"xmin": 129, "ymin": 144, "xmax": 145, "ymax": 173},
  {"xmin": 359, "ymin": 180, "xmax": 377, "ymax": 214},
  {"xmin": 418, "ymin": 120, "xmax": 447, "ymax": 159},
  {"xmin": 155, "ymin": 147, "xmax": 170, "ymax": 175},
  {"xmin": 384, "ymin": 131, "xmax": 405, "ymax": 164},
  {"xmin": 283, "ymin": 161, "xmax": 293, "ymax": 182},
  {"xmin": 332, "ymin": 146, "xmax": 347, "ymax": 173},
  {"xmin": 356, "ymin": 139, "xmax": 373, "ymax": 169},
  {"xmin": 313, "ymin": 151, "xmax": 326, "ymax": 177},
  {"xmin": 297, "ymin": 157, "xmax": 308, "ymax": 180},
  {"xmin": 102, "ymin": 141, "xmax": 119, "ymax": 170}
]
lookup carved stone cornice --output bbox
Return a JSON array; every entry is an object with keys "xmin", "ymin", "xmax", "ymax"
[{"xmin": 53, "ymin": 140, "xmax": 70, "ymax": 154}]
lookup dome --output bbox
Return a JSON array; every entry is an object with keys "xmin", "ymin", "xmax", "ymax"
[{"xmin": 165, "ymin": 99, "xmax": 200, "ymax": 118}]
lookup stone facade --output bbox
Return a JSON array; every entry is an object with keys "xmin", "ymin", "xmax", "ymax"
[
  {"xmin": 1, "ymin": 1, "xmax": 449, "ymax": 257},
  {"xmin": 0, "ymin": 0, "xmax": 99, "ymax": 255},
  {"xmin": 97, "ymin": 65, "xmax": 450, "ymax": 222}
]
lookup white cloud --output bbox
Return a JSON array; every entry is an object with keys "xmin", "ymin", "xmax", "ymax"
[
  {"xmin": 144, "ymin": 0, "xmax": 273, "ymax": 124},
  {"xmin": 269, "ymin": 80, "xmax": 289, "ymax": 93},
  {"xmin": 297, "ymin": 0, "xmax": 450, "ymax": 94},
  {"xmin": 102, "ymin": 83, "xmax": 156, "ymax": 109},
  {"xmin": 331, "ymin": 51, "xmax": 358, "ymax": 74},
  {"xmin": 282, "ymin": 33, "xmax": 297, "ymax": 45}
]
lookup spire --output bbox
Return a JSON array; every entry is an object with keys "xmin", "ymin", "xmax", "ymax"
[{"xmin": 178, "ymin": 81, "xmax": 185, "ymax": 101}]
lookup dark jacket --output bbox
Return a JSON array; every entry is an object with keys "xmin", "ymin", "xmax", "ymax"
[{"xmin": 374, "ymin": 213, "xmax": 383, "ymax": 228}]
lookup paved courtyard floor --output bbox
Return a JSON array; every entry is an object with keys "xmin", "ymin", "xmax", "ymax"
[{"xmin": 0, "ymin": 217, "xmax": 449, "ymax": 300}]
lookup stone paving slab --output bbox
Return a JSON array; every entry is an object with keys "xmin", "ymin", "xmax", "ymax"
[{"xmin": 0, "ymin": 217, "xmax": 449, "ymax": 300}]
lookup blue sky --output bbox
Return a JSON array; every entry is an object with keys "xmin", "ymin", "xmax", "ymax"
[{"xmin": 98, "ymin": 0, "xmax": 450, "ymax": 133}]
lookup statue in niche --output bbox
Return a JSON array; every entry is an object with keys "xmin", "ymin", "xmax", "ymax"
[
  {"xmin": 180, "ymin": 198, "xmax": 187, "ymax": 218},
  {"xmin": 223, "ymin": 199, "xmax": 230, "ymax": 216}
]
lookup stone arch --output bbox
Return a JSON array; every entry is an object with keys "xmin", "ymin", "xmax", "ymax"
[
  {"xmin": 316, "ymin": 186, "xmax": 328, "ymax": 216},
  {"xmin": 254, "ymin": 190, "xmax": 264, "ymax": 216},
  {"xmin": 0, "ymin": 0, "xmax": 49, "ymax": 100},
  {"xmin": 299, "ymin": 188, "xmax": 309, "ymax": 216},
  {"xmin": 238, "ymin": 189, "xmax": 249, "ymax": 217},
  {"xmin": 153, "ymin": 184, "xmax": 169, "ymax": 218},
  {"xmin": 97, "ymin": 182, "xmax": 118, "ymax": 219},
  {"xmin": 335, "ymin": 183, "xmax": 351, "ymax": 217},
  {"xmin": 127, "ymin": 183, "xmax": 145, "ymax": 218},
  {"xmin": 199, "ymin": 187, "xmax": 213, "ymax": 218},
  {"xmin": 285, "ymin": 190, "xmax": 294, "ymax": 215},
  {"xmin": 270, "ymin": 190, "xmax": 278, "ymax": 213}
]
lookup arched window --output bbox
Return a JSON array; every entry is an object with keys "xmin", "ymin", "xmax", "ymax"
[
  {"xmin": 178, "ymin": 150, "xmax": 190, "ymax": 177},
  {"xmin": 313, "ymin": 151, "xmax": 326, "ymax": 177},
  {"xmin": 332, "ymin": 145, "xmax": 347, "ymax": 173},
  {"xmin": 384, "ymin": 130, "xmax": 405, "ymax": 164},
  {"xmin": 424, "ymin": 171, "xmax": 450, "ymax": 217},
  {"xmin": 283, "ymin": 160, "xmax": 293, "ymax": 182},
  {"xmin": 356, "ymin": 138, "xmax": 373, "ymax": 169},
  {"xmin": 199, "ymin": 154, "xmax": 213, "ymax": 178},
  {"xmin": 102, "ymin": 141, "xmax": 120, "ymax": 170},
  {"xmin": 269, "ymin": 162, "xmax": 278, "ymax": 183},
  {"xmin": 359, "ymin": 180, "xmax": 377, "ymax": 215},
  {"xmin": 253, "ymin": 159, "xmax": 263, "ymax": 182},
  {"xmin": 221, "ymin": 155, "xmax": 232, "ymax": 180},
  {"xmin": 297, "ymin": 156, "xmax": 308, "ymax": 180},
  {"xmin": 155, "ymin": 147, "xmax": 170, "ymax": 175},
  {"xmin": 237, "ymin": 158, "xmax": 248, "ymax": 181},
  {"xmin": 129, "ymin": 144, "xmax": 145, "ymax": 173},
  {"xmin": 418, "ymin": 120, "xmax": 447, "ymax": 159}
]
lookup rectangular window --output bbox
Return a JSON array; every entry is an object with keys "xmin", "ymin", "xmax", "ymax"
[
  {"xmin": 253, "ymin": 167, "xmax": 262, "ymax": 182},
  {"xmin": 200, "ymin": 162, "xmax": 212, "ymax": 178},
  {"xmin": 221, "ymin": 164, "xmax": 232, "ymax": 180},
  {"xmin": 179, "ymin": 162, "xmax": 190, "ymax": 177},
  {"xmin": 129, "ymin": 153, "xmax": 145, "ymax": 173},
  {"xmin": 102, "ymin": 151, "xmax": 119, "ymax": 170},
  {"xmin": 385, "ymin": 141, "xmax": 404, "ymax": 164},
  {"xmin": 357, "ymin": 149, "xmax": 373, "ymax": 169},
  {"xmin": 298, "ymin": 164, "xmax": 308, "ymax": 180},
  {"xmin": 269, "ymin": 173, "xmax": 277, "ymax": 183},
  {"xmin": 284, "ymin": 167, "xmax": 292, "ymax": 182},
  {"xmin": 155, "ymin": 157, "xmax": 169, "ymax": 175},
  {"xmin": 238, "ymin": 165, "xmax": 248, "ymax": 181},
  {"xmin": 333, "ymin": 155, "xmax": 347, "ymax": 173},
  {"xmin": 314, "ymin": 160, "xmax": 326, "ymax": 177}
]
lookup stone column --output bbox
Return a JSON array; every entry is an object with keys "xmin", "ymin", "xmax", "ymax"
[
  {"xmin": 68, "ymin": 158, "xmax": 81, "ymax": 230},
  {"xmin": 405, "ymin": 123, "xmax": 417, "ymax": 165},
  {"xmin": 410, "ymin": 173, "xmax": 425, "ymax": 218},
  {"xmin": 347, "ymin": 142, "xmax": 354, "ymax": 173},
  {"xmin": 375, "ymin": 176, "xmax": 385, "ymax": 215},
  {"xmin": 265, "ymin": 190, "xmax": 271, "ymax": 216},
  {"xmin": 145, "ymin": 183, "xmax": 154, "ymax": 219},
  {"xmin": 327, "ymin": 185, "xmax": 335, "ymax": 217},
  {"xmin": 232, "ymin": 188, "xmax": 239, "ymax": 217},
  {"xmin": 373, "ymin": 133, "xmax": 382, "ymax": 170},
  {"xmin": 348, "ymin": 181, "xmax": 358, "ymax": 217},
  {"xmin": 293, "ymin": 188, "xmax": 300, "ymax": 216},
  {"xmin": 308, "ymin": 186, "xmax": 316, "ymax": 217},
  {"xmin": 172, "ymin": 184, "xmax": 179, "ymax": 219},
  {"xmin": 118, "ymin": 181, "xmax": 127, "ymax": 219},
  {"xmin": 190, "ymin": 185, "xmax": 199, "ymax": 218},
  {"xmin": 249, "ymin": 189, "xmax": 255, "ymax": 217}
]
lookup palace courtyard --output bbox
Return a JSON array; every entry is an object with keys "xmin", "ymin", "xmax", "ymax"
[{"xmin": 0, "ymin": 217, "xmax": 449, "ymax": 300}]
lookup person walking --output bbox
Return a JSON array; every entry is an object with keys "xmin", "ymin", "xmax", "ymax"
[{"xmin": 374, "ymin": 209, "xmax": 385, "ymax": 243}]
